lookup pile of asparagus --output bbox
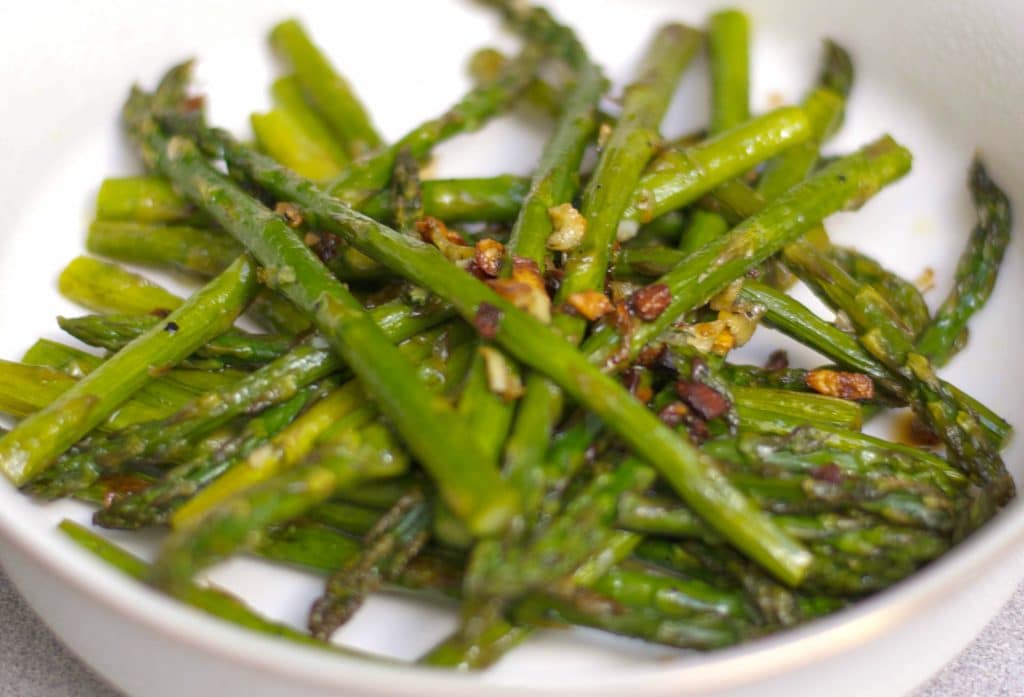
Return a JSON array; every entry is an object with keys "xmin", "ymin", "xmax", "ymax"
[{"xmin": 0, "ymin": 0, "xmax": 1014, "ymax": 669}]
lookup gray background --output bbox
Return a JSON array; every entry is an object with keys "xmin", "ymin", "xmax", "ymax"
[{"xmin": 1, "ymin": 566, "xmax": 1021, "ymax": 696}]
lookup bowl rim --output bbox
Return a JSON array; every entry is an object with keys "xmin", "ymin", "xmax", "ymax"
[
  {"xmin": 1, "ymin": 0, "xmax": 1023, "ymax": 692},
  {"xmin": 1, "ymin": 483, "xmax": 1022, "ymax": 695}
]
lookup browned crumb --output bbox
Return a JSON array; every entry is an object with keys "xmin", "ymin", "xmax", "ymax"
[
  {"xmin": 566, "ymin": 290, "xmax": 614, "ymax": 321},
  {"xmin": 311, "ymin": 230, "xmax": 342, "ymax": 263},
  {"xmin": 675, "ymin": 381, "xmax": 730, "ymax": 421},
  {"xmin": 510, "ymin": 256, "xmax": 546, "ymax": 292},
  {"xmin": 805, "ymin": 369, "xmax": 875, "ymax": 401},
  {"xmin": 473, "ymin": 302, "xmax": 502, "ymax": 340},
  {"xmin": 274, "ymin": 201, "xmax": 304, "ymax": 228},
  {"xmin": 473, "ymin": 238, "xmax": 505, "ymax": 278},
  {"xmin": 658, "ymin": 401, "xmax": 690, "ymax": 427},
  {"xmin": 630, "ymin": 283, "xmax": 672, "ymax": 321},
  {"xmin": 415, "ymin": 216, "xmax": 466, "ymax": 246}
]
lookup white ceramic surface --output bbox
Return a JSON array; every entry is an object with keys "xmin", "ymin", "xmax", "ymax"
[{"xmin": 1, "ymin": 1, "xmax": 1022, "ymax": 695}]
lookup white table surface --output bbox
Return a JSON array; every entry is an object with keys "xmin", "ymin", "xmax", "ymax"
[{"xmin": 1, "ymin": 564, "xmax": 1021, "ymax": 697}]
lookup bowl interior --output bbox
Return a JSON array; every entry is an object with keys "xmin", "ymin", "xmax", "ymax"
[{"xmin": 0, "ymin": 0, "xmax": 1022, "ymax": 693}]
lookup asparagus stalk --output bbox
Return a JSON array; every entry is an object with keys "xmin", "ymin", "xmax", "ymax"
[
  {"xmin": 59, "ymin": 313, "xmax": 296, "ymax": 370},
  {"xmin": 783, "ymin": 239, "xmax": 1014, "ymax": 507},
  {"xmin": 59, "ymin": 255, "xmax": 182, "ymax": 316},
  {"xmin": 95, "ymin": 176, "xmax": 204, "ymax": 224},
  {"xmin": 88, "ymin": 220, "xmax": 241, "ymax": 278},
  {"xmin": 499, "ymin": 21, "xmax": 698, "ymax": 542},
  {"xmin": 59, "ymin": 294, "xmax": 454, "ymax": 371},
  {"xmin": 59, "ymin": 520, "xmax": 370, "ymax": 654},
  {"xmin": 60, "ymin": 253, "xmax": 309, "ymax": 336},
  {"xmin": 915, "ymin": 159, "xmax": 1012, "ymax": 366},
  {"xmin": 269, "ymin": 73, "xmax": 350, "ymax": 167},
  {"xmin": 328, "ymin": 44, "xmax": 544, "ymax": 204},
  {"xmin": 0, "ymin": 254, "xmax": 260, "ymax": 486},
  {"xmin": 95, "ymin": 175, "xmax": 530, "ymax": 228},
  {"xmin": 128, "ymin": 81, "xmax": 518, "ymax": 537},
  {"xmin": 736, "ymin": 281, "xmax": 1011, "ymax": 448},
  {"xmin": 94, "ymin": 384, "xmax": 323, "ymax": 528},
  {"xmin": 170, "ymin": 323, "xmax": 471, "ymax": 529},
  {"xmin": 175, "ymin": 105, "xmax": 817, "ymax": 586},
  {"xmin": 308, "ymin": 488, "xmax": 432, "ymax": 640},
  {"xmin": 583, "ymin": 137, "xmax": 913, "ymax": 368},
  {"xmin": 707, "ymin": 10, "xmax": 751, "ymax": 135},
  {"xmin": 34, "ymin": 340, "xmax": 342, "ymax": 498},
  {"xmin": 269, "ymin": 19, "xmax": 382, "ymax": 157},
  {"xmin": 23, "ymin": 338, "xmax": 201, "ymax": 411},
  {"xmin": 251, "ymin": 108, "xmax": 345, "ymax": 182},
  {"xmin": 828, "ymin": 245, "xmax": 931, "ymax": 337},
  {"xmin": 472, "ymin": 0, "xmax": 608, "ymax": 506},
  {"xmin": 0, "ymin": 360, "xmax": 171, "ymax": 429},
  {"xmin": 466, "ymin": 458, "xmax": 655, "ymax": 598}
]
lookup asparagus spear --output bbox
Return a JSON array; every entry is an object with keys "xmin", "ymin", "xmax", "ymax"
[
  {"xmin": 466, "ymin": 458, "xmax": 655, "ymax": 598},
  {"xmin": 59, "ymin": 255, "xmax": 182, "ymax": 316},
  {"xmin": 251, "ymin": 108, "xmax": 345, "ymax": 182},
  {"xmin": 269, "ymin": 73, "xmax": 350, "ymax": 167},
  {"xmin": 169, "ymin": 322, "xmax": 472, "ymax": 529},
  {"xmin": 94, "ymin": 384, "xmax": 322, "ymax": 528},
  {"xmin": 59, "ymin": 313, "xmax": 296, "ymax": 370},
  {"xmin": 828, "ymin": 245, "xmax": 931, "ymax": 337},
  {"xmin": 498, "ymin": 20, "xmax": 698, "ymax": 542},
  {"xmin": 95, "ymin": 176, "xmax": 204, "ymax": 224},
  {"xmin": 60, "ymin": 253, "xmax": 309, "ymax": 335},
  {"xmin": 736, "ymin": 281, "xmax": 1011, "ymax": 448},
  {"xmin": 128, "ymin": 79, "xmax": 518, "ymax": 537},
  {"xmin": 328, "ymin": 44, "xmax": 544, "ymax": 204},
  {"xmin": 32, "ymin": 340, "xmax": 342, "ymax": 498},
  {"xmin": 59, "ymin": 520, "xmax": 373, "ymax": 654},
  {"xmin": 308, "ymin": 488, "xmax": 432, "ymax": 639},
  {"xmin": 152, "ymin": 414, "xmax": 412, "ymax": 593},
  {"xmin": 783, "ymin": 239, "xmax": 1014, "ymax": 508},
  {"xmin": 88, "ymin": 220, "xmax": 241, "ymax": 278},
  {"xmin": 269, "ymin": 19, "xmax": 382, "ymax": 157},
  {"xmin": 59, "ymin": 293, "xmax": 454, "ymax": 371},
  {"xmin": 176, "ymin": 117, "xmax": 930, "ymax": 587},
  {"xmin": 583, "ymin": 137, "xmax": 913, "ymax": 369},
  {"xmin": 0, "ymin": 254, "xmax": 260, "ymax": 486},
  {"xmin": 708, "ymin": 10, "xmax": 751, "ymax": 135},
  {"xmin": 0, "ymin": 360, "xmax": 171, "ymax": 429},
  {"xmin": 95, "ymin": 175, "xmax": 530, "ymax": 228},
  {"xmin": 915, "ymin": 159, "xmax": 1012, "ymax": 366},
  {"xmin": 23, "ymin": 338, "xmax": 202, "ymax": 411},
  {"xmin": 469, "ymin": 0, "xmax": 608, "ymax": 505}
]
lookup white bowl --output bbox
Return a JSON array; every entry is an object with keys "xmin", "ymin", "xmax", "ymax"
[{"xmin": 1, "ymin": 1, "xmax": 1022, "ymax": 695}]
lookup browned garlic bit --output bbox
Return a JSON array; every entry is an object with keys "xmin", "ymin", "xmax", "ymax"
[
  {"xmin": 566, "ymin": 290, "xmax": 614, "ymax": 320},
  {"xmin": 416, "ymin": 216, "xmax": 474, "ymax": 264},
  {"xmin": 487, "ymin": 278, "xmax": 551, "ymax": 324},
  {"xmin": 805, "ymin": 369, "xmax": 875, "ymax": 401},
  {"xmin": 274, "ymin": 201, "xmax": 304, "ymax": 228},
  {"xmin": 479, "ymin": 346, "xmax": 523, "ymax": 400},
  {"xmin": 676, "ymin": 381, "xmax": 731, "ymax": 421},
  {"xmin": 546, "ymin": 203, "xmax": 587, "ymax": 252},
  {"xmin": 473, "ymin": 302, "xmax": 502, "ymax": 340},
  {"xmin": 473, "ymin": 238, "xmax": 505, "ymax": 278},
  {"xmin": 629, "ymin": 283, "xmax": 672, "ymax": 321}
]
